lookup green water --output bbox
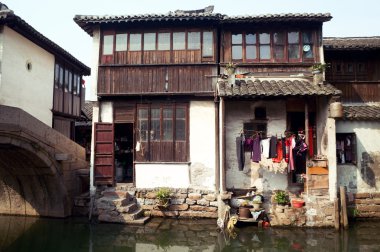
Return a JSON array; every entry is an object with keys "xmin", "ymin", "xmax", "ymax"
[{"xmin": 0, "ymin": 216, "xmax": 379, "ymax": 251}]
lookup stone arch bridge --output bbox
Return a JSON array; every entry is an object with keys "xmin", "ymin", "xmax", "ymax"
[{"xmin": 0, "ymin": 105, "xmax": 88, "ymax": 217}]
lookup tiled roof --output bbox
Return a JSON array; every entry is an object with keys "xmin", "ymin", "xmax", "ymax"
[
  {"xmin": 82, "ymin": 101, "xmax": 96, "ymax": 121},
  {"xmin": 74, "ymin": 12, "xmax": 331, "ymax": 36},
  {"xmin": 0, "ymin": 4, "xmax": 90, "ymax": 75},
  {"xmin": 217, "ymin": 79, "xmax": 342, "ymax": 98},
  {"xmin": 324, "ymin": 37, "xmax": 380, "ymax": 50},
  {"xmin": 223, "ymin": 13, "xmax": 332, "ymax": 23},
  {"xmin": 342, "ymin": 104, "xmax": 380, "ymax": 120}
]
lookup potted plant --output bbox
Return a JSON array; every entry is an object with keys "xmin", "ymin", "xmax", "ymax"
[
  {"xmin": 311, "ymin": 63, "xmax": 330, "ymax": 85},
  {"xmin": 156, "ymin": 187, "xmax": 171, "ymax": 208},
  {"xmin": 238, "ymin": 200, "xmax": 252, "ymax": 218},
  {"xmin": 225, "ymin": 62, "xmax": 237, "ymax": 75},
  {"xmin": 252, "ymin": 195, "xmax": 263, "ymax": 210},
  {"xmin": 273, "ymin": 190, "xmax": 290, "ymax": 206}
]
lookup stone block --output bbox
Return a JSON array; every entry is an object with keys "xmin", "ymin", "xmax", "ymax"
[
  {"xmin": 210, "ymin": 201, "xmax": 218, "ymax": 207},
  {"xmin": 170, "ymin": 198, "xmax": 185, "ymax": 205},
  {"xmin": 371, "ymin": 193, "xmax": 380, "ymax": 198},
  {"xmin": 323, "ymin": 207, "xmax": 334, "ymax": 216},
  {"xmin": 204, "ymin": 194, "xmax": 216, "ymax": 201},
  {"xmin": 220, "ymin": 192, "xmax": 232, "ymax": 200},
  {"xmin": 186, "ymin": 198, "xmax": 196, "ymax": 205},
  {"xmin": 197, "ymin": 199, "xmax": 209, "ymax": 206},
  {"xmin": 188, "ymin": 193, "xmax": 202, "ymax": 200},
  {"xmin": 357, "ymin": 205, "xmax": 380, "ymax": 212},
  {"xmin": 144, "ymin": 199, "xmax": 156, "ymax": 205},
  {"xmin": 190, "ymin": 205, "xmax": 217, "ymax": 212},
  {"xmin": 354, "ymin": 193, "xmax": 371, "ymax": 199},
  {"xmin": 172, "ymin": 193, "xmax": 187, "ymax": 199},
  {"xmin": 151, "ymin": 210, "xmax": 179, "ymax": 217},
  {"xmin": 145, "ymin": 192, "xmax": 157, "ymax": 199},
  {"xmin": 168, "ymin": 204, "xmax": 189, "ymax": 211},
  {"xmin": 141, "ymin": 205, "xmax": 154, "ymax": 210},
  {"xmin": 179, "ymin": 211, "xmax": 218, "ymax": 218}
]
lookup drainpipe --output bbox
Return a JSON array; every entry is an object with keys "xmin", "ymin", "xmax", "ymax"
[
  {"xmin": 219, "ymin": 97, "xmax": 226, "ymax": 192},
  {"xmin": 89, "ymin": 104, "xmax": 99, "ymax": 196},
  {"xmin": 215, "ymin": 98, "xmax": 220, "ymax": 193}
]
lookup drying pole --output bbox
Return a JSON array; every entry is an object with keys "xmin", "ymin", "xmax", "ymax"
[{"xmin": 340, "ymin": 186, "xmax": 348, "ymax": 229}]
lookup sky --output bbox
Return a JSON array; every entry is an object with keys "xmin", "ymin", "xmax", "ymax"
[{"xmin": 4, "ymin": 0, "xmax": 380, "ymax": 99}]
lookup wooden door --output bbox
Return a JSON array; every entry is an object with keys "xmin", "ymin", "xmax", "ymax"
[{"xmin": 94, "ymin": 123, "xmax": 114, "ymax": 185}]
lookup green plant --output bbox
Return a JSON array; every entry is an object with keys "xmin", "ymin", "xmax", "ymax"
[
  {"xmin": 156, "ymin": 187, "xmax": 171, "ymax": 207},
  {"xmin": 225, "ymin": 62, "xmax": 237, "ymax": 70},
  {"xmin": 274, "ymin": 190, "xmax": 290, "ymax": 205},
  {"xmin": 252, "ymin": 195, "xmax": 263, "ymax": 204},
  {"xmin": 311, "ymin": 63, "xmax": 330, "ymax": 73}
]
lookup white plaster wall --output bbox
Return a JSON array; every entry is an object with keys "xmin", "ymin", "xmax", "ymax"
[
  {"xmin": 336, "ymin": 121, "xmax": 380, "ymax": 193},
  {"xmin": 135, "ymin": 163, "xmax": 190, "ymax": 188},
  {"xmin": 189, "ymin": 101, "xmax": 216, "ymax": 190},
  {"xmin": 0, "ymin": 26, "xmax": 54, "ymax": 126},
  {"xmin": 225, "ymin": 100, "xmax": 288, "ymax": 191},
  {"xmin": 100, "ymin": 101, "xmax": 113, "ymax": 123},
  {"xmin": 88, "ymin": 28, "xmax": 100, "ymax": 101}
]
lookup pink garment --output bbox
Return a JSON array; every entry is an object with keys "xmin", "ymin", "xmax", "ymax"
[{"xmin": 289, "ymin": 136, "xmax": 296, "ymax": 171}]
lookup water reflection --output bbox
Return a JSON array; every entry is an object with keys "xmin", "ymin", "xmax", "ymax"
[{"xmin": 1, "ymin": 216, "xmax": 380, "ymax": 251}]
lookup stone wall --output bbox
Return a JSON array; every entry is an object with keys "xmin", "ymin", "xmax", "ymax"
[
  {"xmin": 348, "ymin": 192, "xmax": 380, "ymax": 219},
  {"xmin": 134, "ymin": 188, "xmax": 218, "ymax": 219}
]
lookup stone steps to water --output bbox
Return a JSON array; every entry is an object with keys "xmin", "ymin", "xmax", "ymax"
[{"xmin": 96, "ymin": 188, "xmax": 150, "ymax": 225}]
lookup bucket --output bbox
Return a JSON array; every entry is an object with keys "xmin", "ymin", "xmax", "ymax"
[{"xmin": 330, "ymin": 102, "xmax": 343, "ymax": 118}]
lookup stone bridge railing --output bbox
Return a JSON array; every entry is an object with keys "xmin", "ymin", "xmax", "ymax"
[{"xmin": 0, "ymin": 105, "xmax": 88, "ymax": 217}]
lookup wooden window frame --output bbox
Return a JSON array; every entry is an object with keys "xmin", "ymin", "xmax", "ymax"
[
  {"xmin": 231, "ymin": 29, "xmax": 316, "ymax": 63},
  {"xmin": 137, "ymin": 103, "xmax": 189, "ymax": 162},
  {"xmin": 336, "ymin": 133, "xmax": 357, "ymax": 165}
]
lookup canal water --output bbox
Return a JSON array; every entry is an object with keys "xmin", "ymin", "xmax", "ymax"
[{"xmin": 0, "ymin": 216, "xmax": 379, "ymax": 251}]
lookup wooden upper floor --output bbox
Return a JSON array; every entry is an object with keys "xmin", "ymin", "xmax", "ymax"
[
  {"xmin": 74, "ymin": 9, "xmax": 331, "ymax": 95},
  {"xmin": 324, "ymin": 37, "xmax": 380, "ymax": 103}
]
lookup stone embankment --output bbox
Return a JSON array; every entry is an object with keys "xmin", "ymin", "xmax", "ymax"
[{"xmin": 348, "ymin": 192, "xmax": 380, "ymax": 218}]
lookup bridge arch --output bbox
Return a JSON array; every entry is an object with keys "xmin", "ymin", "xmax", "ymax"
[{"xmin": 0, "ymin": 133, "xmax": 70, "ymax": 217}]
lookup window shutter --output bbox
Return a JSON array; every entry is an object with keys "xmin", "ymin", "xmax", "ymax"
[{"xmin": 94, "ymin": 123, "xmax": 115, "ymax": 185}]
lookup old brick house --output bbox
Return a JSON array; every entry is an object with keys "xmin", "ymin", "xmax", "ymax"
[{"xmin": 75, "ymin": 7, "xmax": 345, "ymax": 223}]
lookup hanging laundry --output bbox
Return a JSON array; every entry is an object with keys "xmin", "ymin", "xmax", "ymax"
[
  {"xmin": 308, "ymin": 126, "xmax": 314, "ymax": 157},
  {"xmin": 288, "ymin": 136, "xmax": 296, "ymax": 171},
  {"xmin": 269, "ymin": 136, "xmax": 277, "ymax": 158},
  {"xmin": 293, "ymin": 136, "xmax": 308, "ymax": 174},
  {"xmin": 260, "ymin": 138, "xmax": 270, "ymax": 158},
  {"xmin": 244, "ymin": 137, "xmax": 253, "ymax": 152},
  {"xmin": 236, "ymin": 135, "xmax": 245, "ymax": 170},
  {"xmin": 251, "ymin": 135, "xmax": 261, "ymax": 162},
  {"xmin": 272, "ymin": 139, "xmax": 283, "ymax": 163}
]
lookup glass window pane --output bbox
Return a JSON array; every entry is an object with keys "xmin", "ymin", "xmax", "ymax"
[
  {"xmin": 274, "ymin": 45, "xmax": 284, "ymax": 59},
  {"xmin": 115, "ymin": 34, "xmax": 127, "ymax": 51},
  {"xmin": 144, "ymin": 33, "xmax": 156, "ymax": 51},
  {"xmin": 176, "ymin": 108, "xmax": 186, "ymax": 141},
  {"xmin": 246, "ymin": 34, "xmax": 256, "ymax": 44},
  {"xmin": 163, "ymin": 108, "xmax": 173, "ymax": 141},
  {"xmin": 59, "ymin": 66, "xmax": 64, "ymax": 88},
  {"xmin": 129, "ymin": 33, "xmax": 142, "ymax": 51},
  {"xmin": 173, "ymin": 32, "xmax": 185, "ymax": 50},
  {"xmin": 232, "ymin": 45, "xmax": 243, "ymax": 60},
  {"xmin": 246, "ymin": 45, "xmax": 257, "ymax": 59},
  {"xmin": 138, "ymin": 107, "xmax": 149, "ymax": 141},
  {"xmin": 259, "ymin": 45, "xmax": 270, "ymax": 59},
  {"xmin": 274, "ymin": 32, "xmax": 285, "ymax": 44},
  {"xmin": 68, "ymin": 71, "xmax": 73, "ymax": 92},
  {"xmin": 73, "ymin": 74, "xmax": 78, "ymax": 95},
  {"xmin": 303, "ymin": 45, "xmax": 313, "ymax": 58},
  {"xmin": 158, "ymin": 33, "xmax": 170, "ymax": 50},
  {"xmin": 289, "ymin": 45, "xmax": 300, "ymax": 59},
  {"xmin": 202, "ymin": 31, "xmax": 213, "ymax": 57},
  {"xmin": 103, "ymin": 35, "xmax": 113, "ymax": 55},
  {"xmin": 302, "ymin": 32, "xmax": 313, "ymax": 44},
  {"xmin": 64, "ymin": 69, "xmax": 69, "ymax": 92},
  {"xmin": 77, "ymin": 76, "xmax": 81, "ymax": 95},
  {"xmin": 150, "ymin": 108, "xmax": 160, "ymax": 141},
  {"xmin": 259, "ymin": 33, "xmax": 270, "ymax": 44},
  {"xmin": 188, "ymin": 32, "xmax": 200, "ymax": 49},
  {"xmin": 288, "ymin": 32, "xmax": 299, "ymax": 44},
  {"xmin": 54, "ymin": 64, "xmax": 59, "ymax": 83},
  {"xmin": 232, "ymin": 34, "xmax": 242, "ymax": 44}
]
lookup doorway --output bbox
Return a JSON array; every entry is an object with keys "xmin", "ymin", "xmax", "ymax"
[{"xmin": 114, "ymin": 123, "xmax": 134, "ymax": 183}]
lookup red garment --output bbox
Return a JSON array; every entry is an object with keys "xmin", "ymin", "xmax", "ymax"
[
  {"xmin": 308, "ymin": 126, "xmax": 314, "ymax": 157},
  {"xmin": 272, "ymin": 140, "xmax": 283, "ymax": 163}
]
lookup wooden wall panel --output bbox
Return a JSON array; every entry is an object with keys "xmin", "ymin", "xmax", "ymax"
[
  {"xmin": 115, "ymin": 51, "xmax": 127, "ymax": 64},
  {"xmin": 73, "ymin": 96, "xmax": 81, "ymax": 117},
  {"xmin": 333, "ymin": 82, "xmax": 380, "ymax": 103},
  {"xmin": 114, "ymin": 104, "xmax": 135, "ymax": 123},
  {"xmin": 98, "ymin": 66, "xmax": 215, "ymax": 95},
  {"xmin": 128, "ymin": 52, "xmax": 142, "ymax": 64},
  {"xmin": 175, "ymin": 142, "xmax": 187, "ymax": 162}
]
